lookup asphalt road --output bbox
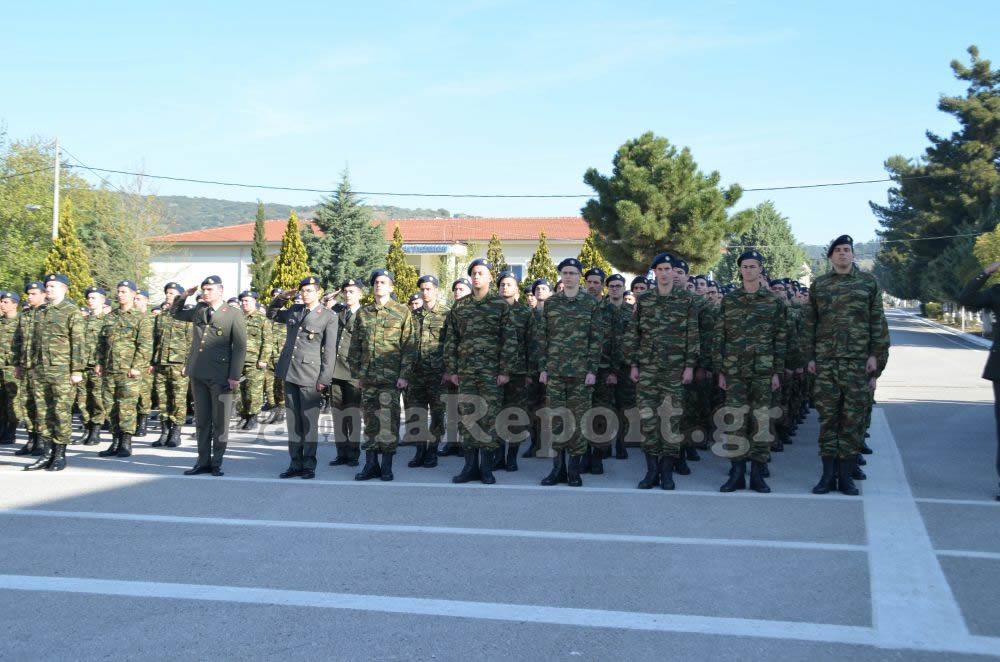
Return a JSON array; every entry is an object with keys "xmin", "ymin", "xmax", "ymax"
[{"xmin": 2, "ymin": 308, "xmax": 999, "ymax": 660}]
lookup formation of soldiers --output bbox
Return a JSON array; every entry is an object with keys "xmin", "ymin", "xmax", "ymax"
[{"xmin": 1, "ymin": 233, "xmax": 889, "ymax": 496}]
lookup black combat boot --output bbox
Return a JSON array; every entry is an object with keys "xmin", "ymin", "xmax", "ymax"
[
  {"xmin": 674, "ymin": 451, "xmax": 691, "ymax": 476},
  {"xmin": 134, "ymin": 414, "xmax": 147, "ymax": 438},
  {"xmin": 566, "ymin": 454, "xmax": 583, "ymax": 487},
  {"xmin": 852, "ymin": 454, "xmax": 867, "ymax": 480},
  {"xmin": 480, "ymin": 449, "xmax": 496, "ymax": 484},
  {"xmin": 504, "ymin": 443, "xmax": 519, "ymax": 471},
  {"xmin": 83, "ymin": 422, "xmax": 102, "ymax": 446},
  {"xmin": 749, "ymin": 461, "xmax": 771, "ymax": 493},
  {"xmin": 423, "ymin": 442, "xmax": 439, "ymax": 467},
  {"xmin": 1, "ymin": 420, "xmax": 19, "ymax": 444},
  {"xmin": 614, "ymin": 434, "xmax": 628, "ymax": 459},
  {"xmin": 860, "ymin": 440, "xmax": 873, "ymax": 454},
  {"xmin": 540, "ymin": 450, "xmax": 567, "ymax": 486},
  {"xmin": 407, "ymin": 442, "xmax": 426, "ymax": 468},
  {"xmin": 99, "ymin": 432, "xmax": 121, "ymax": 457},
  {"xmin": 117, "ymin": 433, "xmax": 133, "ymax": 458},
  {"xmin": 354, "ymin": 451, "xmax": 382, "ymax": 481},
  {"xmin": 590, "ymin": 447, "xmax": 604, "ymax": 475},
  {"xmin": 380, "ymin": 452, "xmax": 394, "ymax": 481},
  {"xmin": 838, "ymin": 458, "xmax": 860, "ymax": 496},
  {"xmin": 152, "ymin": 421, "xmax": 170, "ymax": 447},
  {"xmin": 522, "ymin": 437, "xmax": 540, "ymax": 458},
  {"xmin": 637, "ymin": 453, "xmax": 660, "ymax": 489},
  {"xmin": 761, "ymin": 462, "xmax": 770, "ymax": 478},
  {"xmin": 330, "ymin": 442, "xmax": 349, "ymax": 466},
  {"xmin": 30, "ymin": 432, "xmax": 44, "ymax": 456},
  {"xmin": 685, "ymin": 446, "xmax": 700, "ymax": 461},
  {"xmin": 76, "ymin": 422, "xmax": 93, "ymax": 445},
  {"xmin": 346, "ymin": 443, "xmax": 360, "ymax": 466},
  {"xmin": 438, "ymin": 441, "xmax": 461, "ymax": 457},
  {"xmin": 857, "ymin": 453, "xmax": 867, "ymax": 466},
  {"xmin": 811, "ymin": 457, "xmax": 837, "ymax": 494},
  {"xmin": 579, "ymin": 448, "xmax": 592, "ymax": 474},
  {"xmin": 770, "ymin": 438, "xmax": 784, "ymax": 453},
  {"xmin": 46, "ymin": 444, "xmax": 67, "ymax": 471},
  {"xmin": 720, "ymin": 460, "xmax": 747, "ymax": 492},
  {"xmin": 452, "ymin": 448, "xmax": 480, "ymax": 483},
  {"xmin": 270, "ymin": 408, "xmax": 285, "ymax": 425},
  {"xmin": 15, "ymin": 431, "xmax": 37, "ymax": 456},
  {"xmin": 24, "ymin": 439, "xmax": 54, "ymax": 471},
  {"xmin": 244, "ymin": 415, "xmax": 258, "ymax": 431},
  {"xmin": 165, "ymin": 424, "xmax": 182, "ymax": 447},
  {"xmin": 659, "ymin": 456, "xmax": 676, "ymax": 490}
]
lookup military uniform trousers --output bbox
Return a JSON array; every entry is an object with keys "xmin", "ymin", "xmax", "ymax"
[
  {"xmin": 263, "ymin": 368, "xmax": 277, "ymax": 408},
  {"xmin": 1, "ymin": 366, "xmax": 24, "ymax": 425},
  {"xmin": 406, "ymin": 370, "xmax": 445, "ymax": 442},
  {"xmin": 329, "ymin": 378, "xmax": 362, "ymax": 460},
  {"xmin": 543, "ymin": 375, "xmax": 592, "ymax": 456},
  {"xmin": 22, "ymin": 370, "xmax": 37, "ymax": 433},
  {"xmin": 77, "ymin": 368, "xmax": 106, "ymax": 425},
  {"xmin": 284, "ymin": 382, "xmax": 323, "ymax": 472},
  {"xmin": 814, "ymin": 358, "xmax": 869, "ymax": 459},
  {"xmin": 454, "ymin": 374, "xmax": 502, "ymax": 451},
  {"xmin": 29, "ymin": 365, "xmax": 75, "ymax": 445},
  {"xmin": 718, "ymin": 375, "xmax": 774, "ymax": 464},
  {"xmin": 591, "ymin": 370, "xmax": 622, "ymax": 450},
  {"xmin": 137, "ymin": 370, "xmax": 154, "ymax": 414},
  {"xmin": 154, "ymin": 364, "xmax": 189, "ymax": 425},
  {"xmin": 501, "ymin": 374, "xmax": 532, "ymax": 444},
  {"xmin": 190, "ymin": 376, "xmax": 234, "ymax": 470},
  {"xmin": 238, "ymin": 364, "xmax": 265, "ymax": 416},
  {"xmin": 361, "ymin": 383, "xmax": 403, "ymax": 453},
  {"xmin": 636, "ymin": 371, "xmax": 685, "ymax": 458},
  {"xmin": 103, "ymin": 371, "xmax": 142, "ymax": 435}
]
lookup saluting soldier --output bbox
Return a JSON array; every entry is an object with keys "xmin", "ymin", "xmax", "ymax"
[
  {"xmin": 268, "ymin": 276, "xmax": 338, "ymax": 479},
  {"xmin": 133, "ymin": 289, "xmax": 154, "ymax": 437},
  {"xmin": 97, "ymin": 280, "xmax": 154, "ymax": 459},
  {"xmin": 496, "ymin": 270, "xmax": 536, "ymax": 471},
  {"xmin": 349, "ymin": 269, "xmax": 415, "ymax": 481},
  {"xmin": 151, "ymin": 282, "xmax": 192, "ymax": 448},
  {"xmin": 405, "ymin": 275, "xmax": 449, "ymax": 468},
  {"xmin": 262, "ymin": 287, "xmax": 286, "ymax": 423},
  {"xmin": 237, "ymin": 290, "xmax": 271, "ymax": 431},
  {"xmin": 12, "ymin": 281, "xmax": 46, "ymax": 456},
  {"xmin": 170, "ymin": 275, "xmax": 247, "ymax": 476},
  {"xmin": 0, "ymin": 291, "xmax": 24, "ymax": 445},
  {"xmin": 76, "ymin": 287, "xmax": 108, "ymax": 446},
  {"xmin": 16, "ymin": 274, "xmax": 86, "ymax": 471},
  {"xmin": 328, "ymin": 279, "xmax": 364, "ymax": 467}
]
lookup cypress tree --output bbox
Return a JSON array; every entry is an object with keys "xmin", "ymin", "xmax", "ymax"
[
  {"xmin": 526, "ymin": 230, "xmax": 558, "ymax": 285},
  {"xmin": 385, "ymin": 224, "xmax": 418, "ymax": 299},
  {"xmin": 485, "ymin": 233, "xmax": 511, "ymax": 282},
  {"xmin": 43, "ymin": 198, "xmax": 92, "ymax": 304},
  {"xmin": 249, "ymin": 200, "xmax": 271, "ymax": 295},
  {"xmin": 577, "ymin": 229, "xmax": 613, "ymax": 275},
  {"xmin": 267, "ymin": 210, "xmax": 311, "ymax": 303}
]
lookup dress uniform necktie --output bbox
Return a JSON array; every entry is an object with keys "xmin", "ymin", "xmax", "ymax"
[{"xmin": 206, "ymin": 307, "xmax": 214, "ymax": 323}]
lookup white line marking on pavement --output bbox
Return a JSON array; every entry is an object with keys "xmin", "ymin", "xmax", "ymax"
[
  {"xmin": 0, "ymin": 508, "xmax": 865, "ymax": 553},
  {"xmin": 864, "ymin": 407, "xmax": 971, "ymax": 650},
  {"xmin": 2, "ymin": 574, "xmax": 1000, "ymax": 655},
  {"xmin": 936, "ymin": 550, "xmax": 1000, "ymax": 562},
  {"xmin": 915, "ymin": 497, "xmax": 1000, "ymax": 508}
]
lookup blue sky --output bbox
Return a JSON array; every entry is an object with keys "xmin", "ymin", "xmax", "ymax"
[{"xmin": 3, "ymin": 0, "xmax": 998, "ymax": 245}]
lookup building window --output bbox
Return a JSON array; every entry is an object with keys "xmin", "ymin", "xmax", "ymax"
[{"xmin": 510, "ymin": 264, "xmax": 524, "ymax": 281}]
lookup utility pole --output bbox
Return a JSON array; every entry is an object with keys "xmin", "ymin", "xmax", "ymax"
[{"xmin": 51, "ymin": 137, "xmax": 60, "ymax": 240}]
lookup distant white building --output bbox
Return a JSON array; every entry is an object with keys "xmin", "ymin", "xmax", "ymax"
[{"xmin": 149, "ymin": 217, "xmax": 592, "ymax": 297}]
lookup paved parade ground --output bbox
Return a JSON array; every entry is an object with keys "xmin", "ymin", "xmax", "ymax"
[{"xmin": 2, "ymin": 309, "xmax": 999, "ymax": 660}]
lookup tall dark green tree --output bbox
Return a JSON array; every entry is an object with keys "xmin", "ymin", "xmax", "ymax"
[
  {"xmin": 304, "ymin": 170, "xmax": 387, "ymax": 291},
  {"xmin": 42, "ymin": 198, "xmax": 93, "ymax": 303},
  {"xmin": 526, "ymin": 231, "xmax": 558, "ymax": 285},
  {"xmin": 872, "ymin": 45, "xmax": 1000, "ymax": 301},
  {"xmin": 385, "ymin": 224, "xmax": 419, "ymax": 298},
  {"xmin": 485, "ymin": 233, "xmax": 511, "ymax": 283},
  {"xmin": 713, "ymin": 201, "xmax": 807, "ymax": 285},
  {"xmin": 267, "ymin": 211, "xmax": 311, "ymax": 303},
  {"xmin": 582, "ymin": 132, "xmax": 743, "ymax": 273},
  {"xmin": 249, "ymin": 200, "xmax": 271, "ymax": 295},
  {"xmin": 577, "ymin": 229, "xmax": 613, "ymax": 275}
]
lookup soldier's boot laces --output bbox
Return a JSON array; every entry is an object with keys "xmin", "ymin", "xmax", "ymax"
[
  {"xmin": 452, "ymin": 448, "xmax": 480, "ymax": 484},
  {"xmin": 98, "ymin": 432, "xmax": 121, "ymax": 457},
  {"xmin": 480, "ymin": 449, "xmax": 496, "ymax": 485},
  {"xmin": 46, "ymin": 444, "xmax": 67, "ymax": 472},
  {"xmin": 407, "ymin": 442, "xmax": 426, "ymax": 468},
  {"xmin": 811, "ymin": 457, "xmax": 838, "ymax": 494},
  {"xmin": 423, "ymin": 442, "xmax": 439, "ymax": 468},
  {"xmin": 83, "ymin": 422, "xmax": 102, "ymax": 446},
  {"xmin": 379, "ymin": 452, "xmax": 394, "ymax": 481},
  {"xmin": 540, "ymin": 450, "xmax": 567, "ymax": 486},
  {"xmin": 674, "ymin": 452, "xmax": 691, "ymax": 476},
  {"xmin": 636, "ymin": 453, "xmax": 660, "ymax": 489},
  {"xmin": 838, "ymin": 458, "xmax": 860, "ymax": 496},
  {"xmin": 152, "ymin": 422, "xmax": 170, "ymax": 447},
  {"xmin": 749, "ymin": 461, "xmax": 771, "ymax": 493},
  {"xmin": 566, "ymin": 454, "xmax": 583, "ymax": 487},
  {"xmin": 659, "ymin": 456, "xmax": 676, "ymax": 490},
  {"xmin": 504, "ymin": 443, "xmax": 518, "ymax": 471},
  {"xmin": 15, "ymin": 431, "xmax": 37, "ymax": 456},
  {"xmin": 590, "ymin": 447, "xmax": 604, "ymax": 475},
  {"xmin": 24, "ymin": 439, "xmax": 54, "ymax": 471},
  {"xmin": 720, "ymin": 460, "xmax": 747, "ymax": 492},
  {"xmin": 354, "ymin": 451, "xmax": 382, "ymax": 481},
  {"xmin": 117, "ymin": 434, "xmax": 133, "ymax": 458}
]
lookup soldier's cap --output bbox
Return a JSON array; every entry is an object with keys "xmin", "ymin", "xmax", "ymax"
[
  {"xmin": 163, "ymin": 282, "xmax": 185, "ymax": 294},
  {"xmin": 117, "ymin": 280, "xmax": 138, "ymax": 292},
  {"xmin": 672, "ymin": 257, "xmax": 689, "ymax": 274},
  {"xmin": 1, "ymin": 290, "xmax": 21, "ymax": 302},
  {"xmin": 24, "ymin": 281, "xmax": 44, "ymax": 293},
  {"xmin": 584, "ymin": 267, "xmax": 605, "ymax": 280},
  {"xmin": 270, "ymin": 287, "xmax": 283, "ymax": 295},
  {"xmin": 694, "ymin": 274, "xmax": 708, "ymax": 282},
  {"xmin": 417, "ymin": 275, "xmax": 439, "ymax": 287},
  {"xmin": 452, "ymin": 277, "xmax": 471, "ymax": 291},
  {"xmin": 791, "ymin": 280, "xmax": 800, "ymax": 288},
  {"xmin": 630, "ymin": 276, "xmax": 649, "ymax": 288},
  {"xmin": 497, "ymin": 270, "xmax": 519, "ymax": 285},
  {"xmin": 409, "ymin": 293, "xmax": 421, "ymax": 302},
  {"xmin": 523, "ymin": 285, "xmax": 534, "ymax": 296},
  {"xmin": 137, "ymin": 289, "xmax": 149, "ymax": 298},
  {"xmin": 531, "ymin": 278, "xmax": 552, "ymax": 293},
  {"xmin": 556, "ymin": 258, "xmax": 583, "ymax": 273},
  {"xmin": 687, "ymin": 275, "xmax": 695, "ymax": 283},
  {"xmin": 341, "ymin": 278, "xmax": 365, "ymax": 290},
  {"xmin": 370, "ymin": 268, "xmax": 394, "ymax": 285},
  {"xmin": 769, "ymin": 279, "xmax": 783, "ymax": 287},
  {"xmin": 201, "ymin": 275, "xmax": 223, "ymax": 287},
  {"xmin": 827, "ymin": 234, "xmax": 854, "ymax": 257},
  {"xmin": 84, "ymin": 287, "xmax": 107, "ymax": 297},
  {"xmin": 43, "ymin": 273, "xmax": 69, "ymax": 286},
  {"xmin": 800, "ymin": 287, "xmax": 809, "ymax": 293},
  {"xmin": 467, "ymin": 258, "xmax": 492, "ymax": 276},
  {"xmin": 299, "ymin": 276, "xmax": 320, "ymax": 288},
  {"xmin": 649, "ymin": 253, "xmax": 672, "ymax": 270},
  {"xmin": 706, "ymin": 280, "xmax": 717, "ymax": 288},
  {"xmin": 238, "ymin": 290, "xmax": 257, "ymax": 300},
  {"xmin": 737, "ymin": 249, "xmax": 765, "ymax": 266},
  {"xmin": 225, "ymin": 297, "xmax": 238, "ymax": 305},
  {"xmin": 605, "ymin": 273, "xmax": 625, "ymax": 286}
]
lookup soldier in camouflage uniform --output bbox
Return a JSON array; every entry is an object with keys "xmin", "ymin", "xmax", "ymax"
[
  {"xmin": 13, "ymin": 281, "xmax": 47, "ymax": 456},
  {"xmin": 591, "ymin": 273, "xmax": 630, "ymax": 465},
  {"xmin": 496, "ymin": 271, "xmax": 536, "ymax": 472},
  {"xmin": 132, "ymin": 289, "xmax": 154, "ymax": 437},
  {"xmin": 349, "ymin": 269, "xmax": 415, "ymax": 481},
  {"xmin": 0, "ymin": 290, "xmax": 23, "ymax": 445},
  {"xmin": 436, "ymin": 278, "xmax": 473, "ymax": 458},
  {"xmin": 75, "ymin": 287, "xmax": 108, "ymax": 446},
  {"xmin": 520, "ymin": 278, "xmax": 554, "ymax": 459},
  {"xmin": 236, "ymin": 290, "xmax": 271, "ymax": 430},
  {"xmin": 806, "ymin": 235, "xmax": 890, "ymax": 496},
  {"xmin": 16, "ymin": 274, "xmax": 86, "ymax": 471},
  {"xmin": 443, "ymin": 259, "xmax": 517, "ymax": 485},
  {"xmin": 265, "ymin": 287, "xmax": 288, "ymax": 425},
  {"xmin": 670, "ymin": 257, "xmax": 711, "ymax": 476},
  {"xmin": 97, "ymin": 280, "xmax": 154, "ymax": 459},
  {"xmin": 405, "ymin": 275, "xmax": 449, "ymax": 468},
  {"xmin": 536, "ymin": 258, "xmax": 604, "ymax": 487},
  {"xmin": 715, "ymin": 251, "xmax": 786, "ymax": 493},
  {"xmin": 626, "ymin": 254, "xmax": 699, "ymax": 491},
  {"xmin": 151, "ymin": 282, "xmax": 191, "ymax": 448}
]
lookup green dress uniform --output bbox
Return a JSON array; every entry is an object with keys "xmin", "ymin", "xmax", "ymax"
[
  {"xmin": 76, "ymin": 310, "xmax": 107, "ymax": 444},
  {"xmin": 151, "ymin": 303, "xmax": 192, "ymax": 446},
  {"xmin": 98, "ymin": 306, "xmax": 153, "ymax": 457},
  {"xmin": 328, "ymin": 303, "xmax": 362, "ymax": 466},
  {"xmin": 237, "ymin": 309, "xmax": 272, "ymax": 425},
  {"xmin": 406, "ymin": 300, "xmax": 449, "ymax": 467}
]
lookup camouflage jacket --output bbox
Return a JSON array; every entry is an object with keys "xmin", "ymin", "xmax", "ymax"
[
  {"xmin": 536, "ymin": 290, "xmax": 604, "ymax": 377},
  {"xmin": 715, "ymin": 287, "xmax": 786, "ymax": 378},
  {"xmin": 82, "ymin": 313, "xmax": 106, "ymax": 367},
  {"xmin": 598, "ymin": 300, "xmax": 630, "ymax": 376},
  {"xmin": 413, "ymin": 302, "xmax": 449, "ymax": 375},
  {"xmin": 20, "ymin": 300, "xmax": 86, "ymax": 373},
  {"xmin": 98, "ymin": 307, "xmax": 153, "ymax": 373},
  {"xmin": 12, "ymin": 307, "xmax": 41, "ymax": 370},
  {"xmin": 348, "ymin": 298, "xmax": 415, "ymax": 385},
  {"xmin": 699, "ymin": 302, "xmax": 718, "ymax": 372},
  {"xmin": 507, "ymin": 299, "xmax": 537, "ymax": 377},
  {"xmin": 805, "ymin": 267, "xmax": 889, "ymax": 362},
  {"xmin": 626, "ymin": 286, "xmax": 698, "ymax": 372},
  {"xmin": 268, "ymin": 319, "xmax": 288, "ymax": 369},
  {"xmin": 152, "ymin": 306, "xmax": 192, "ymax": 365},
  {"xmin": 0, "ymin": 315, "xmax": 18, "ymax": 367},
  {"xmin": 443, "ymin": 291, "xmax": 517, "ymax": 378},
  {"xmin": 243, "ymin": 311, "xmax": 272, "ymax": 367}
]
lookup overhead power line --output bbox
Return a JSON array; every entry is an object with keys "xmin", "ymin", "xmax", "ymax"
[{"xmin": 0, "ymin": 165, "xmax": 53, "ymax": 180}]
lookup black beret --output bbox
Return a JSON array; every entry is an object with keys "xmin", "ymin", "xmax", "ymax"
[
  {"xmin": 584, "ymin": 267, "xmax": 606, "ymax": 280},
  {"xmin": 531, "ymin": 278, "xmax": 552, "ymax": 293},
  {"xmin": 737, "ymin": 249, "xmax": 764, "ymax": 266},
  {"xmin": 117, "ymin": 280, "xmax": 138, "ymax": 292},
  {"xmin": 630, "ymin": 276, "xmax": 649, "ymax": 288},
  {"xmin": 451, "ymin": 277, "xmax": 472, "ymax": 291},
  {"xmin": 226, "ymin": 297, "xmax": 239, "ymax": 304},
  {"xmin": 238, "ymin": 290, "xmax": 257, "ymax": 300},
  {"xmin": 163, "ymin": 282, "xmax": 184, "ymax": 294},
  {"xmin": 649, "ymin": 253, "xmax": 672, "ymax": 270},
  {"xmin": 1, "ymin": 290, "xmax": 21, "ymax": 302},
  {"xmin": 467, "ymin": 258, "xmax": 491, "ymax": 276},
  {"xmin": 24, "ymin": 281, "xmax": 44, "ymax": 292},
  {"xmin": 370, "ymin": 269, "xmax": 394, "ymax": 285},
  {"xmin": 605, "ymin": 274, "xmax": 625, "ymax": 286},
  {"xmin": 43, "ymin": 273, "xmax": 69, "ymax": 286},
  {"xmin": 827, "ymin": 234, "xmax": 854, "ymax": 257},
  {"xmin": 271, "ymin": 287, "xmax": 283, "ymax": 296},
  {"xmin": 497, "ymin": 271, "xmax": 519, "ymax": 284},
  {"xmin": 84, "ymin": 287, "xmax": 107, "ymax": 297},
  {"xmin": 137, "ymin": 289, "xmax": 149, "ymax": 298},
  {"xmin": 201, "ymin": 275, "xmax": 222, "ymax": 286},
  {"xmin": 417, "ymin": 275, "xmax": 439, "ymax": 287},
  {"xmin": 557, "ymin": 258, "xmax": 583, "ymax": 273},
  {"xmin": 299, "ymin": 276, "xmax": 321, "ymax": 288},
  {"xmin": 672, "ymin": 258, "xmax": 689, "ymax": 273},
  {"xmin": 408, "ymin": 293, "xmax": 421, "ymax": 302},
  {"xmin": 523, "ymin": 285, "xmax": 534, "ymax": 295},
  {"xmin": 340, "ymin": 278, "xmax": 365, "ymax": 290}
]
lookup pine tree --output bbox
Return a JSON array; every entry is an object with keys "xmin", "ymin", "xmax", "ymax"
[
  {"xmin": 485, "ymin": 233, "xmax": 511, "ymax": 282},
  {"xmin": 249, "ymin": 200, "xmax": 271, "ymax": 295},
  {"xmin": 267, "ymin": 210, "xmax": 311, "ymax": 303},
  {"xmin": 577, "ymin": 229, "xmax": 613, "ymax": 275},
  {"xmin": 43, "ymin": 198, "xmax": 92, "ymax": 304},
  {"xmin": 526, "ymin": 230, "xmax": 558, "ymax": 285},
  {"xmin": 385, "ymin": 224, "xmax": 419, "ymax": 299},
  {"xmin": 713, "ymin": 201, "xmax": 807, "ymax": 284}
]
